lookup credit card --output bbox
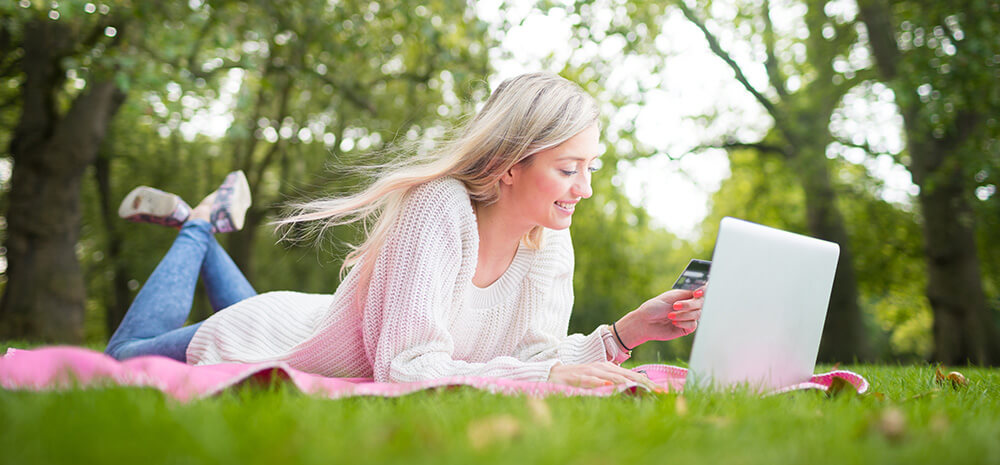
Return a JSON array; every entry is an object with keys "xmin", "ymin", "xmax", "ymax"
[{"xmin": 672, "ymin": 259, "xmax": 711, "ymax": 290}]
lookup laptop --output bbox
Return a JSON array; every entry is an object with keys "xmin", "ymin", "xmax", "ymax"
[{"xmin": 684, "ymin": 217, "xmax": 840, "ymax": 391}]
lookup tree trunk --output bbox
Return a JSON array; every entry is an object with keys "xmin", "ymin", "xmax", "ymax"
[
  {"xmin": 792, "ymin": 149, "xmax": 870, "ymax": 362},
  {"xmin": 910, "ymin": 138, "xmax": 999, "ymax": 365},
  {"xmin": 226, "ymin": 206, "xmax": 265, "ymax": 285},
  {"xmin": 0, "ymin": 20, "xmax": 125, "ymax": 342},
  {"xmin": 94, "ymin": 151, "xmax": 132, "ymax": 337},
  {"xmin": 858, "ymin": 0, "xmax": 999, "ymax": 364}
]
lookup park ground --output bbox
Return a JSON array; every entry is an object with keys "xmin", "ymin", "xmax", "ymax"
[{"xmin": 1, "ymin": 343, "xmax": 998, "ymax": 465}]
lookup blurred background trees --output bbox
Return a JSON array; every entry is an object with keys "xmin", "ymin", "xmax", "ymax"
[{"xmin": 0, "ymin": 0, "xmax": 996, "ymax": 364}]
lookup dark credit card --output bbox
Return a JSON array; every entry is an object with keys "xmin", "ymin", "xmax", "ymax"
[{"xmin": 672, "ymin": 259, "xmax": 711, "ymax": 290}]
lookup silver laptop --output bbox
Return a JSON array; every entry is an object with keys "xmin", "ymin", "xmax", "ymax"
[{"xmin": 685, "ymin": 217, "xmax": 840, "ymax": 390}]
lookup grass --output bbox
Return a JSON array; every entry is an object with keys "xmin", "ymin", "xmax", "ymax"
[{"xmin": 2, "ymin": 343, "xmax": 999, "ymax": 465}]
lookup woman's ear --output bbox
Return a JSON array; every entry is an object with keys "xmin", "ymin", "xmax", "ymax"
[{"xmin": 500, "ymin": 164, "xmax": 518, "ymax": 186}]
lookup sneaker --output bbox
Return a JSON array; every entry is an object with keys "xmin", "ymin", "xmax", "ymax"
[
  {"xmin": 118, "ymin": 187, "xmax": 191, "ymax": 229},
  {"xmin": 209, "ymin": 170, "xmax": 252, "ymax": 233}
]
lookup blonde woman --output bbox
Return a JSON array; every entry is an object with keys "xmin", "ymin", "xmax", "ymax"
[{"xmin": 105, "ymin": 72, "xmax": 705, "ymax": 388}]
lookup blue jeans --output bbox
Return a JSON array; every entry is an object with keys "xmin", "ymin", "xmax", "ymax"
[{"xmin": 105, "ymin": 220, "xmax": 256, "ymax": 362}]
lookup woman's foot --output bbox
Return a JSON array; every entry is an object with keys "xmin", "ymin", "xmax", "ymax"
[
  {"xmin": 118, "ymin": 187, "xmax": 191, "ymax": 228},
  {"xmin": 189, "ymin": 193, "xmax": 214, "ymax": 223},
  {"xmin": 199, "ymin": 170, "xmax": 252, "ymax": 233}
]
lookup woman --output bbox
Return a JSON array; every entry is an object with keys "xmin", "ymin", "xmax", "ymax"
[{"xmin": 106, "ymin": 72, "xmax": 704, "ymax": 388}]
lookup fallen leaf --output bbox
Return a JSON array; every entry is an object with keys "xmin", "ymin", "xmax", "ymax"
[
  {"xmin": 675, "ymin": 395, "xmax": 688, "ymax": 417},
  {"xmin": 877, "ymin": 407, "xmax": 906, "ymax": 442},
  {"xmin": 934, "ymin": 366, "xmax": 969, "ymax": 389},
  {"xmin": 867, "ymin": 391, "xmax": 886, "ymax": 401},
  {"xmin": 467, "ymin": 414, "xmax": 521, "ymax": 450},
  {"xmin": 701, "ymin": 415, "xmax": 731, "ymax": 428},
  {"xmin": 526, "ymin": 396, "xmax": 552, "ymax": 427},
  {"xmin": 946, "ymin": 371, "xmax": 968, "ymax": 388},
  {"xmin": 929, "ymin": 412, "xmax": 950, "ymax": 434},
  {"xmin": 826, "ymin": 376, "xmax": 852, "ymax": 398}
]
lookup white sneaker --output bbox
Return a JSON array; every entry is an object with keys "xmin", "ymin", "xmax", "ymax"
[
  {"xmin": 118, "ymin": 187, "xmax": 191, "ymax": 228},
  {"xmin": 208, "ymin": 170, "xmax": 252, "ymax": 233}
]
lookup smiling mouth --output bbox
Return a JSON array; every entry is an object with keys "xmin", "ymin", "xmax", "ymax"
[{"xmin": 554, "ymin": 201, "xmax": 576, "ymax": 212}]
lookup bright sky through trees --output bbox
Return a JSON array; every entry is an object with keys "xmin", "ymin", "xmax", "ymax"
[
  {"xmin": 170, "ymin": 0, "xmax": 917, "ymax": 240},
  {"xmin": 481, "ymin": 0, "xmax": 916, "ymax": 239}
]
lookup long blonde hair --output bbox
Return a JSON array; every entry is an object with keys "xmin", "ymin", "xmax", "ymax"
[{"xmin": 276, "ymin": 72, "xmax": 599, "ymax": 279}]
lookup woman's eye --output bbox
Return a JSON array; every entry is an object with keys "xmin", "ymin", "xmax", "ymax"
[
  {"xmin": 587, "ymin": 166, "xmax": 600, "ymax": 173},
  {"xmin": 560, "ymin": 169, "xmax": 578, "ymax": 176}
]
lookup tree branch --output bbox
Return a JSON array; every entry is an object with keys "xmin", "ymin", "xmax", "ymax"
[
  {"xmin": 834, "ymin": 67, "xmax": 878, "ymax": 96},
  {"xmin": 233, "ymin": 53, "xmax": 274, "ymax": 171},
  {"xmin": 681, "ymin": 140, "xmax": 790, "ymax": 159},
  {"xmin": 47, "ymin": 79, "xmax": 126, "ymax": 173},
  {"xmin": 312, "ymin": 71, "xmax": 379, "ymax": 115},
  {"xmin": 762, "ymin": 0, "xmax": 788, "ymax": 99},
  {"xmin": 834, "ymin": 137, "xmax": 900, "ymax": 159},
  {"xmin": 856, "ymin": 0, "xmax": 901, "ymax": 80},
  {"xmin": 676, "ymin": 1, "xmax": 782, "ymax": 123},
  {"xmin": 185, "ymin": 8, "xmax": 218, "ymax": 71},
  {"xmin": 249, "ymin": 75, "xmax": 294, "ymax": 195}
]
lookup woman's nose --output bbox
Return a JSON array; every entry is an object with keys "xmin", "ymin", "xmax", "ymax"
[{"xmin": 573, "ymin": 174, "xmax": 593, "ymax": 199}]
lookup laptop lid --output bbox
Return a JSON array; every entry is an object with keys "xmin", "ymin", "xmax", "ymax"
[{"xmin": 685, "ymin": 217, "xmax": 840, "ymax": 390}]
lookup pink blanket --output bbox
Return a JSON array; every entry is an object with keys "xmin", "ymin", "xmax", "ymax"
[{"xmin": 1, "ymin": 346, "xmax": 868, "ymax": 401}]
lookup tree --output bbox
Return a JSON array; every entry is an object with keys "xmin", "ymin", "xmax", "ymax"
[
  {"xmin": 204, "ymin": 0, "xmax": 494, "ymax": 282},
  {"xmin": 0, "ymin": 1, "xmax": 498, "ymax": 341},
  {"xmin": 858, "ymin": 0, "xmax": 1000, "ymax": 363},
  {"xmin": 674, "ymin": 0, "xmax": 872, "ymax": 361},
  {"xmin": 0, "ymin": 0, "xmax": 259, "ymax": 342},
  {"xmin": 0, "ymin": 4, "xmax": 128, "ymax": 342}
]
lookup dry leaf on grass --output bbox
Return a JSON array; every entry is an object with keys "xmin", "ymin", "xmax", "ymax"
[
  {"xmin": 826, "ymin": 376, "xmax": 853, "ymax": 398},
  {"xmin": 526, "ymin": 396, "xmax": 552, "ymax": 427},
  {"xmin": 934, "ymin": 366, "xmax": 968, "ymax": 389},
  {"xmin": 867, "ymin": 391, "xmax": 886, "ymax": 401},
  {"xmin": 877, "ymin": 407, "xmax": 906, "ymax": 443},
  {"xmin": 467, "ymin": 414, "xmax": 521, "ymax": 450},
  {"xmin": 675, "ymin": 395, "xmax": 688, "ymax": 417},
  {"xmin": 700, "ymin": 415, "xmax": 731, "ymax": 428},
  {"xmin": 929, "ymin": 412, "xmax": 950, "ymax": 434}
]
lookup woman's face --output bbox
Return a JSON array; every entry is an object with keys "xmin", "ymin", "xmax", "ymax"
[{"xmin": 503, "ymin": 123, "xmax": 601, "ymax": 230}]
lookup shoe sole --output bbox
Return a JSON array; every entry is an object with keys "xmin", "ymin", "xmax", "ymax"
[
  {"xmin": 118, "ymin": 187, "xmax": 179, "ymax": 219},
  {"xmin": 228, "ymin": 171, "xmax": 252, "ymax": 231}
]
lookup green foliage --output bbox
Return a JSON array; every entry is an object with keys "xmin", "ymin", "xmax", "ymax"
[
  {"xmin": 55, "ymin": 0, "xmax": 495, "ymax": 340},
  {"xmin": 4, "ymin": 0, "xmax": 998, "ymax": 362}
]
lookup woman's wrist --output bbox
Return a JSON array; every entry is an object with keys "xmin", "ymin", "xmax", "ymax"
[{"xmin": 613, "ymin": 311, "xmax": 647, "ymax": 352}]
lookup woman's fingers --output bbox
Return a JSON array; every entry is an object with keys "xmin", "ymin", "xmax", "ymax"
[
  {"xmin": 671, "ymin": 309, "xmax": 701, "ymax": 322},
  {"xmin": 550, "ymin": 362, "xmax": 661, "ymax": 390},
  {"xmin": 575, "ymin": 375, "xmax": 610, "ymax": 388},
  {"xmin": 594, "ymin": 363, "xmax": 658, "ymax": 389},
  {"xmin": 671, "ymin": 296, "xmax": 705, "ymax": 311},
  {"xmin": 674, "ymin": 320, "xmax": 697, "ymax": 331}
]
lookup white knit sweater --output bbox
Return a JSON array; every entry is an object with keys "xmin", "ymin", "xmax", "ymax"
[{"xmin": 186, "ymin": 177, "xmax": 629, "ymax": 382}]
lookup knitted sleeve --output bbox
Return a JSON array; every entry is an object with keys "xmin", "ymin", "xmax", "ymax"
[
  {"xmin": 363, "ymin": 179, "xmax": 560, "ymax": 383},
  {"xmin": 515, "ymin": 228, "xmax": 631, "ymax": 365}
]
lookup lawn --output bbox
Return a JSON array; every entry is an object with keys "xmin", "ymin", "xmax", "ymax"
[{"xmin": 1, "ymin": 344, "xmax": 998, "ymax": 465}]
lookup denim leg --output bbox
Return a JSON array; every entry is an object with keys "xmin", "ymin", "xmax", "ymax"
[
  {"xmin": 106, "ymin": 323, "xmax": 203, "ymax": 362},
  {"xmin": 201, "ymin": 234, "xmax": 257, "ymax": 311},
  {"xmin": 105, "ymin": 220, "xmax": 215, "ymax": 362}
]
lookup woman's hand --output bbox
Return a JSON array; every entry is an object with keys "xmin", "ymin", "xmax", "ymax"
[
  {"xmin": 613, "ymin": 287, "xmax": 705, "ymax": 349},
  {"xmin": 547, "ymin": 361, "xmax": 657, "ymax": 390}
]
